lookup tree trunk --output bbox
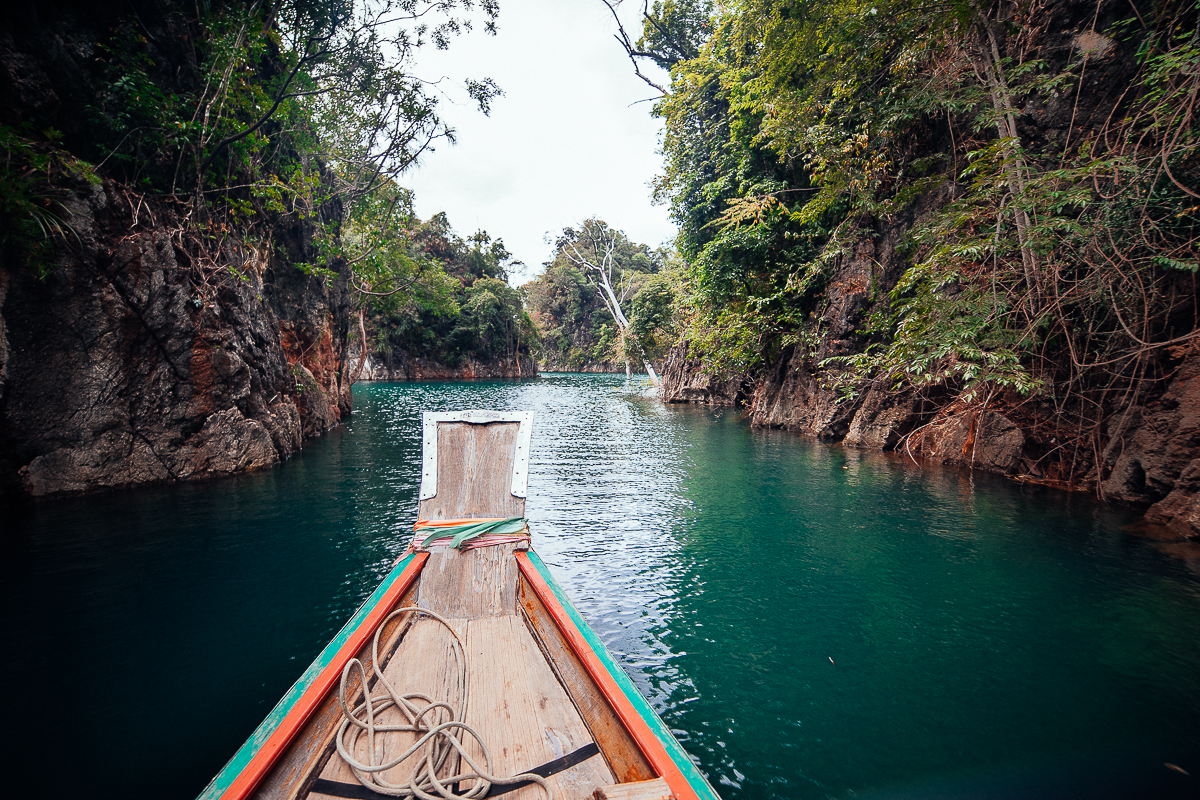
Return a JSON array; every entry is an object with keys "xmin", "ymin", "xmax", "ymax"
[
  {"xmin": 971, "ymin": 19, "xmax": 1042, "ymax": 311},
  {"xmin": 566, "ymin": 240, "xmax": 663, "ymax": 385},
  {"xmin": 596, "ymin": 265, "xmax": 661, "ymax": 385},
  {"xmin": 350, "ymin": 308, "xmax": 368, "ymax": 383}
]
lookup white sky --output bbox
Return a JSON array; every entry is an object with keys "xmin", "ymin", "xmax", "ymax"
[{"xmin": 403, "ymin": 0, "xmax": 674, "ymax": 284}]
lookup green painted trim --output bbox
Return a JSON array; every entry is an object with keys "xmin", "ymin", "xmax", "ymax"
[
  {"xmin": 196, "ymin": 553, "xmax": 419, "ymax": 800},
  {"xmin": 525, "ymin": 551, "xmax": 722, "ymax": 800}
]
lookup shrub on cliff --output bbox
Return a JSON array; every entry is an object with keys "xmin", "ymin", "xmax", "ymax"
[
  {"xmin": 618, "ymin": 0, "xmax": 1198, "ymax": 474},
  {"xmin": 2, "ymin": 0, "xmax": 501, "ymax": 302}
]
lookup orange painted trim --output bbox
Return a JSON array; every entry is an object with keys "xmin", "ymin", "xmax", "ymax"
[
  {"xmin": 515, "ymin": 552, "xmax": 702, "ymax": 800},
  {"xmin": 216, "ymin": 552, "xmax": 428, "ymax": 800}
]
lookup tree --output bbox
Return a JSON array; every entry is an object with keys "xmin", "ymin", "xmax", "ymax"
[
  {"xmin": 354, "ymin": 209, "xmax": 537, "ymax": 375},
  {"xmin": 528, "ymin": 219, "xmax": 665, "ymax": 379},
  {"xmin": 75, "ymin": 0, "xmax": 504, "ymax": 306},
  {"xmin": 611, "ymin": 0, "xmax": 1200, "ymax": 480}
]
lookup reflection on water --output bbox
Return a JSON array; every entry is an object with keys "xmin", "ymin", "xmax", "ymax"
[{"xmin": 2, "ymin": 373, "xmax": 1198, "ymax": 799}]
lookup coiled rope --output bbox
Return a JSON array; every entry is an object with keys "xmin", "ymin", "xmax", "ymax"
[{"xmin": 335, "ymin": 606, "xmax": 553, "ymax": 800}]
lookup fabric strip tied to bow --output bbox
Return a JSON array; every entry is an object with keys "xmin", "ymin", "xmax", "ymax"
[{"xmin": 413, "ymin": 517, "xmax": 529, "ymax": 551}]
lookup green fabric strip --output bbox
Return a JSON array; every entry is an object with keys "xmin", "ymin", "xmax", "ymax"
[
  {"xmin": 525, "ymin": 551, "xmax": 722, "ymax": 800},
  {"xmin": 195, "ymin": 552, "xmax": 419, "ymax": 800},
  {"xmin": 419, "ymin": 517, "xmax": 528, "ymax": 549}
]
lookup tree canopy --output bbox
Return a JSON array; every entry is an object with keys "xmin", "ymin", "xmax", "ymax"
[
  {"xmin": 356, "ymin": 207, "xmax": 537, "ymax": 371},
  {"xmin": 3, "ymin": 0, "xmax": 503, "ymax": 298},
  {"xmin": 631, "ymin": 0, "xmax": 1198, "ymax": 422},
  {"xmin": 524, "ymin": 219, "xmax": 678, "ymax": 371}
]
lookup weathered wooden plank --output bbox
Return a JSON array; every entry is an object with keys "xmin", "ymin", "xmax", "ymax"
[
  {"xmin": 419, "ymin": 422, "xmax": 524, "ymax": 521},
  {"xmin": 593, "ymin": 778, "xmax": 674, "ymax": 800},
  {"xmin": 517, "ymin": 576, "xmax": 656, "ymax": 785},
  {"xmin": 312, "ymin": 616, "xmax": 470, "ymax": 794},
  {"xmin": 461, "ymin": 615, "xmax": 614, "ymax": 800},
  {"xmin": 300, "ymin": 415, "xmax": 631, "ymax": 799},
  {"xmin": 252, "ymin": 578, "xmax": 421, "ymax": 800},
  {"xmin": 308, "ymin": 613, "xmax": 614, "ymax": 800},
  {"xmin": 516, "ymin": 554, "xmax": 720, "ymax": 800},
  {"xmin": 504, "ymin": 611, "xmax": 617, "ymax": 800},
  {"xmin": 417, "ymin": 542, "xmax": 520, "ymax": 620}
]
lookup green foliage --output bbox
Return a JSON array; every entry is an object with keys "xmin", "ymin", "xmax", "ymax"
[
  {"xmin": 0, "ymin": 125, "xmax": 97, "ymax": 278},
  {"xmin": 523, "ymin": 219, "xmax": 673, "ymax": 370},
  {"xmin": 645, "ymin": 0, "xmax": 1199, "ymax": 428},
  {"xmin": 362, "ymin": 212, "xmax": 536, "ymax": 370},
  {"xmin": 636, "ymin": 0, "xmax": 712, "ymax": 69},
  {"xmin": 451, "ymin": 277, "xmax": 530, "ymax": 360},
  {"xmin": 37, "ymin": 1, "xmax": 503, "ymax": 298},
  {"xmin": 628, "ymin": 271, "xmax": 678, "ymax": 356},
  {"xmin": 11, "ymin": 2, "xmax": 531, "ymax": 376}
]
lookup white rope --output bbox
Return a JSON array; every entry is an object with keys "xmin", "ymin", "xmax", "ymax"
[{"xmin": 335, "ymin": 607, "xmax": 554, "ymax": 800}]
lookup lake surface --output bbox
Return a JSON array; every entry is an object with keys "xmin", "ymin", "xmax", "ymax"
[{"xmin": 2, "ymin": 374, "xmax": 1199, "ymax": 799}]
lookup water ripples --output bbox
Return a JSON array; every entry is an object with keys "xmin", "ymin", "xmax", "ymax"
[{"xmin": 4, "ymin": 374, "xmax": 1200, "ymax": 800}]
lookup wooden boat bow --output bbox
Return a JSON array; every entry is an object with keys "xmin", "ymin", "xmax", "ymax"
[{"xmin": 198, "ymin": 410, "xmax": 720, "ymax": 800}]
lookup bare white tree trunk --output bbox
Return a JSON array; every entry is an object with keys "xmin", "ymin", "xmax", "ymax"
[
  {"xmin": 350, "ymin": 308, "xmax": 368, "ymax": 384},
  {"xmin": 565, "ymin": 236, "xmax": 661, "ymax": 385}
]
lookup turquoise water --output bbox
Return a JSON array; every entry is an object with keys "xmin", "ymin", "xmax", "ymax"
[{"xmin": 2, "ymin": 374, "xmax": 1198, "ymax": 799}]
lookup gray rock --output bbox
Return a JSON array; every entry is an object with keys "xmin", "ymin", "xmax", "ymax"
[
  {"xmin": 1102, "ymin": 356, "xmax": 1200, "ymax": 506},
  {"xmin": 745, "ymin": 347, "xmax": 860, "ymax": 438},
  {"xmin": 174, "ymin": 407, "xmax": 279, "ymax": 479},
  {"xmin": 844, "ymin": 387, "xmax": 922, "ymax": 450},
  {"xmin": 659, "ymin": 343, "xmax": 745, "ymax": 407},
  {"xmin": 912, "ymin": 410, "xmax": 1027, "ymax": 474},
  {"xmin": 1144, "ymin": 459, "xmax": 1200, "ymax": 537},
  {"xmin": 0, "ymin": 181, "xmax": 351, "ymax": 499}
]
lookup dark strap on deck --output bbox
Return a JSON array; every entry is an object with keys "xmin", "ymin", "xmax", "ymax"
[{"xmin": 309, "ymin": 741, "xmax": 602, "ymax": 799}]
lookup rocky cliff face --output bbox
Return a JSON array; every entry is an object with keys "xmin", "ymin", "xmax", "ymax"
[
  {"xmin": 0, "ymin": 1, "xmax": 353, "ymax": 500},
  {"xmin": 657, "ymin": 346, "xmax": 746, "ymax": 406},
  {"xmin": 661, "ymin": 209, "xmax": 1200, "ymax": 534},
  {"xmin": 350, "ymin": 345, "xmax": 536, "ymax": 381},
  {"xmin": 659, "ymin": 1, "xmax": 1200, "ymax": 537},
  {"xmin": 0, "ymin": 180, "xmax": 351, "ymax": 500},
  {"xmin": 1100, "ymin": 355, "xmax": 1200, "ymax": 536},
  {"xmin": 536, "ymin": 358, "xmax": 665, "ymax": 375},
  {"xmin": 538, "ymin": 359, "xmax": 624, "ymax": 374},
  {"xmin": 664, "ymin": 331, "xmax": 1200, "ymax": 537}
]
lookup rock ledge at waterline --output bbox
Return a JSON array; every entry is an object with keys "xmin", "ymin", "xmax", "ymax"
[
  {"xmin": 0, "ymin": 182, "xmax": 351, "ymax": 499},
  {"xmin": 660, "ymin": 345, "xmax": 1200, "ymax": 538}
]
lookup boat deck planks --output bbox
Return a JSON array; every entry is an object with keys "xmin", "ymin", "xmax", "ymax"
[
  {"xmin": 593, "ymin": 778, "xmax": 674, "ymax": 800},
  {"xmin": 518, "ymin": 578, "xmax": 655, "ymax": 785},
  {"xmin": 251, "ymin": 580, "xmax": 422, "ymax": 800},
  {"xmin": 307, "ymin": 612, "xmax": 613, "ymax": 800},
  {"xmin": 462, "ymin": 614, "xmax": 614, "ymax": 800},
  {"xmin": 420, "ymin": 422, "xmax": 524, "ymax": 521},
  {"xmin": 418, "ymin": 543, "xmax": 521, "ymax": 620},
  {"xmin": 310, "ymin": 616, "xmax": 470, "ymax": 796},
  {"xmin": 213, "ymin": 412, "xmax": 712, "ymax": 800}
]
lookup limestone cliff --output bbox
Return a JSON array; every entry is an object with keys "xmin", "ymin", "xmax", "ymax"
[
  {"xmin": 0, "ymin": 179, "xmax": 351, "ymax": 499},
  {"xmin": 664, "ymin": 331, "xmax": 1200, "ymax": 538},
  {"xmin": 349, "ymin": 344, "xmax": 536, "ymax": 382},
  {"xmin": 659, "ymin": 0, "xmax": 1200, "ymax": 537},
  {"xmin": 0, "ymin": 1, "xmax": 352, "ymax": 499}
]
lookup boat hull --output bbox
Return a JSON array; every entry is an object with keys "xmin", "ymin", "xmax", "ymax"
[{"xmin": 197, "ymin": 549, "xmax": 719, "ymax": 800}]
